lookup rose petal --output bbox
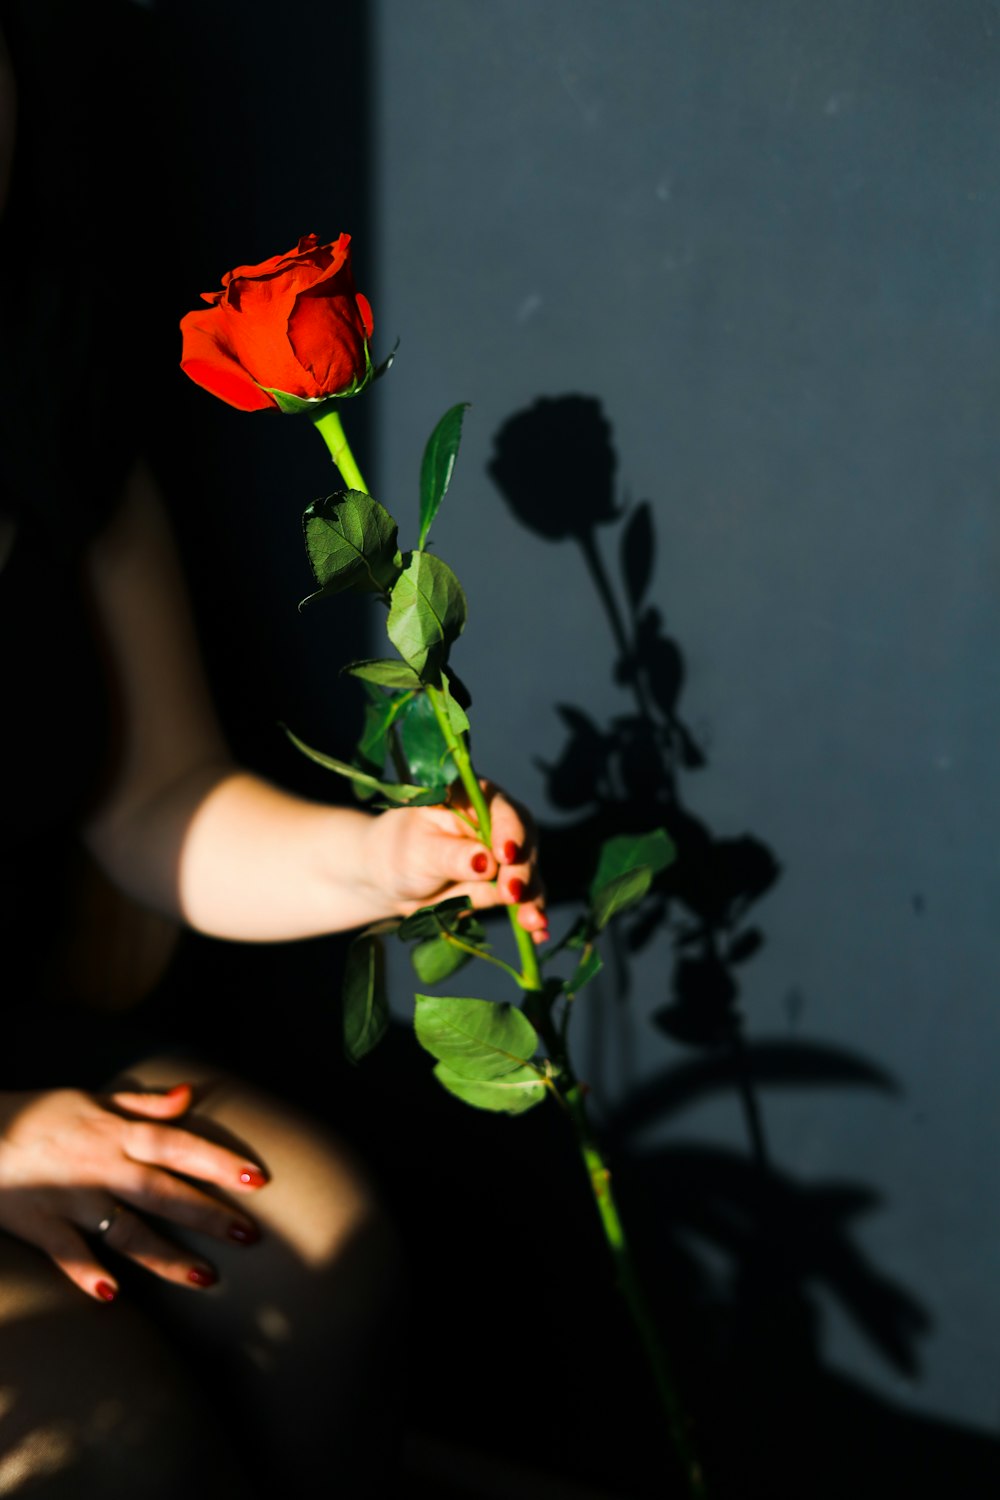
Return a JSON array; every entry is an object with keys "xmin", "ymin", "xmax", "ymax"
[
  {"xmin": 286, "ymin": 287, "xmax": 367, "ymax": 395},
  {"xmin": 179, "ymin": 311, "xmax": 277, "ymax": 411},
  {"xmin": 222, "ymin": 233, "xmax": 349, "ymax": 300}
]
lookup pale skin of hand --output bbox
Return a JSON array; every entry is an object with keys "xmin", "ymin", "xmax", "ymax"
[
  {"xmin": 0, "ymin": 1084, "xmax": 266, "ymax": 1301},
  {"xmin": 5, "ymin": 461, "xmax": 546, "ymax": 1300}
]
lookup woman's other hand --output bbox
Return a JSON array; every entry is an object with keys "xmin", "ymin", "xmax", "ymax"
[
  {"xmin": 362, "ymin": 781, "xmax": 548, "ymax": 942},
  {"xmin": 0, "ymin": 1084, "xmax": 266, "ymax": 1301}
]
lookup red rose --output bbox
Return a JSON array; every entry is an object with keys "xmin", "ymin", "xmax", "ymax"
[{"xmin": 179, "ymin": 233, "xmax": 374, "ymax": 412}]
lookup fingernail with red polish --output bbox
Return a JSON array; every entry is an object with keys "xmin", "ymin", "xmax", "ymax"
[
  {"xmin": 228, "ymin": 1221, "xmax": 259, "ymax": 1246},
  {"xmin": 188, "ymin": 1265, "xmax": 218, "ymax": 1288},
  {"xmin": 96, "ymin": 1280, "xmax": 117, "ymax": 1303},
  {"xmin": 238, "ymin": 1166, "xmax": 268, "ymax": 1189},
  {"xmin": 471, "ymin": 852, "xmax": 489, "ymax": 875},
  {"xmin": 503, "ymin": 840, "xmax": 520, "ymax": 865},
  {"xmin": 508, "ymin": 877, "xmax": 525, "ymax": 903},
  {"xmin": 164, "ymin": 1083, "xmax": 191, "ymax": 1100}
]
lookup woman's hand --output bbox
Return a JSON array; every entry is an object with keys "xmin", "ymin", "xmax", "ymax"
[
  {"xmin": 362, "ymin": 781, "xmax": 548, "ymax": 941},
  {"xmin": 0, "ymin": 1084, "xmax": 266, "ymax": 1302}
]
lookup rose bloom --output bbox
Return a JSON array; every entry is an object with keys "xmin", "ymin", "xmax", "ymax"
[{"xmin": 179, "ymin": 233, "xmax": 374, "ymax": 412}]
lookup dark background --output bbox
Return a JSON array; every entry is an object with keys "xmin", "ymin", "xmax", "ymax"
[{"xmin": 58, "ymin": 1, "xmax": 1000, "ymax": 1494}]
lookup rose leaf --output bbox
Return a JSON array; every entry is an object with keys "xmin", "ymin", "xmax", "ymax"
[
  {"xmin": 386, "ymin": 552, "xmax": 467, "ymax": 679},
  {"xmin": 411, "ymin": 935, "xmax": 474, "ymax": 985},
  {"xmin": 397, "ymin": 896, "xmax": 478, "ymax": 944},
  {"xmin": 432, "ymin": 1063, "xmax": 548, "ymax": 1114},
  {"xmin": 342, "ymin": 931, "xmax": 389, "ymax": 1062},
  {"xmin": 418, "ymin": 402, "xmax": 470, "ymax": 551},
  {"xmin": 301, "ymin": 491, "xmax": 401, "ymax": 604},
  {"xmin": 414, "ymin": 994, "xmax": 540, "ymax": 1081},
  {"xmin": 565, "ymin": 948, "xmax": 604, "ymax": 997},
  {"xmin": 283, "ymin": 725, "xmax": 446, "ymax": 805},
  {"xmin": 355, "ymin": 686, "xmax": 415, "ymax": 780},
  {"xmin": 590, "ymin": 866, "xmax": 654, "ymax": 932},
  {"xmin": 440, "ymin": 671, "xmax": 471, "ymax": 736},
  {"xmin": 343, "ymin": 659, "xmax": 424, "ymax": 689},
  {"xmin": 589, "ymin": 828, "xmax": 676, "ymax": 899},
  {"xmin": 397, "ymin": 690, "xmax": 460, "ymax": 788}
]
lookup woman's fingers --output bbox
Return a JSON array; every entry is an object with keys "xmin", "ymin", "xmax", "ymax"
[
  {"xmin": 28, "ymin": 1170, "xmax": 256, "ymax": 1302},
  {"xmin": 447, "ymin": 782, "xmax": 534, "ymax": 859},
  {"xmin": 121, "ymin": 1119, "xmax": 268, "ymax": 1196},
  {"xmin": 484, "ymin": 790, "xmax": 535, "ymax": 870},
  {"xmin": 33, "ymin": 1215, "xmax": 120, "ymax": 1303},
  {"xmin": 86, "ymin": 1203, "xmax": 217, "ymax": 1292},
  {"xmin": 111, "ymin": 1162, "xmax": 259, "ymax": 1246},
  {"xmin": 436, "ymin": 785, "xmax": 547, "ymax": 937},
  {"xmin": 438, "ymin": 849, "xmax": 547, "ymax": 925},
  {"xmin": 447, "ymin": 875, "xmax": 548, "ymax": 938},
  {"xmin": 109, "ymin": 1083, "xmax": 261, "ymax": 1231},
  {"xmin": 108, "ymin": 1082, "xmax": 193, "ymax": 1119},
  {"xmin": 429, "ymin": 828, "xmax": 498, "ymax": 887},
  {"xmin": 522, "ymin": 901, "xmax": 551, "ymax": 943}
]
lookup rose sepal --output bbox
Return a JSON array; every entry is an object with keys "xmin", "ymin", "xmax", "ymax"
[
  {"xmin": 371, "ymin": 339, "xmax": 399, "ymax": 384},
  {"xmin": 262, "ymin": 351, "xmax": 374, "ymax": 415},
  {"xmin": 263, "ymin": 337, "xmax": 377, "ymax": 414}
]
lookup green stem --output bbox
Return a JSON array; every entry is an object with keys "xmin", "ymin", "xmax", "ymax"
[
  {"xmin": 311, "ymin": 409, "xmax": 543, "ymax": 996},
  {"xmin": 564, "ymin": 1083, "xmax": 707, "ymax": 1498},
  {"xmin": 426, "ymin": 684, "xmax": 543, "ymax": 993},
  {"xmin": 313, "ymin": 407, "xmax": 369, "ymax": 493}
]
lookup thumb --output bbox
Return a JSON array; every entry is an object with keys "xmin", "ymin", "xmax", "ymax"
[{"xmin": 109, "ymin": 1082, "xmax": 193, "ymax": 1119}]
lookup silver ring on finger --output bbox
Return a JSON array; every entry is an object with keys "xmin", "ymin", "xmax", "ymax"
[{"xmin": 95, "ymin": 1204, "xmax": 124, "ymax": 1237}]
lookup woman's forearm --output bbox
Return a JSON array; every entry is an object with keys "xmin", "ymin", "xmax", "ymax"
[
  {"xmin": 80, "ymin": 465, "xmax": 545, "ymax": 944},
  {"xmin": 86, "ymin": 764, "xmax": 393, "ymax": 941}
]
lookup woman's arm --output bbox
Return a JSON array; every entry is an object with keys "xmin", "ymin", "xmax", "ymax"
[{"xmin": 82, "ymin": 461, "xmax": 546, "ymax": 942}]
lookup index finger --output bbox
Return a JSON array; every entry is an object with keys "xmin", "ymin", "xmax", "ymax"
[
  {"xmin": 123, "ymin": 1120, "xmax": 268, "ymax": 1193},
  {"xmin": 456, "ymin": 781, "xmax": 537, "ymax": 869}
]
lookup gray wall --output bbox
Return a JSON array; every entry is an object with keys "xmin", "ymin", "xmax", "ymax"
[{"xmin": 371, "ymin": 0, "xmax": 1000, "ymax": 1440}]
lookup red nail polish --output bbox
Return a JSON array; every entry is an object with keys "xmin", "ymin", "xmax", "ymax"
[
  {"xmin": 95, "ymin": 1280, "xmax": 117, "ymax": 1303},
  {"xmin": 508, "ymin": 877, "xmax": 526, "ymax": 903},
  {"xmin": 471, "ymin": 852, "xmax": 489, "ymax": 875},
  {"xmin": 238, "ymin": 1167, "xmax": 268, "ymax": 1189},
  {"xmin": 188, "ymin": 1265, "xmax": 218, "ymax": 1288},
  {"xmin": 503, "ymin": 840, "xmax": 520, "ymax": 865},
  {"xmin": 164, "ymin": 1084, "xmax": 191, "ymax": 1100},
  {"xmin": 228, "ymin": 1221, "xmax": 259, "ymax": 1245}
]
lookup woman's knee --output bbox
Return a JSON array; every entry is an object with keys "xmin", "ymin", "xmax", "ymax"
[
  {"xmin": 110, "ymin": 1055, "xmax": 401, "ymax": 1337},
  {"xmin": 0, "ymin": 1236, "xmax": 248, "ymax": 1498},
  {"xmin": 107, "ymin": 1057, "xmax": 403, "ymax": 1493}
]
